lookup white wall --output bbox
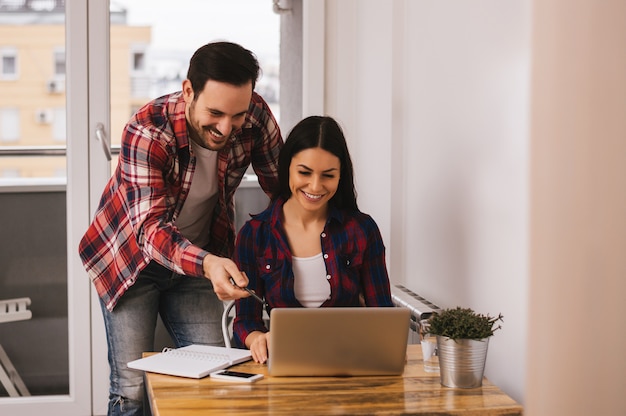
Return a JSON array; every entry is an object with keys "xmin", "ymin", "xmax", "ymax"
[{"xmin": 321, "ymin": 0, "xmax": 531, "ymax": 404}]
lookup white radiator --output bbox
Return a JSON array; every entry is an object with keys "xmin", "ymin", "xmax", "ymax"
[{"xmin": 391, "ymin": 285, "xmax": 440, "ymax": 344}]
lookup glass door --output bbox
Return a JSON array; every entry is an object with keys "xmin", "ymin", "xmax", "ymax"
[
  {"xmin": 89, "ymin": 1, "xmax": 281, "ymax": 413},
  {"xmin": 0, "ymin": 1, "xmax": 282, "ymax": 414},
  {"xmin": 0, "ymin": 1, "xmax": 92, "ymax": 415}
]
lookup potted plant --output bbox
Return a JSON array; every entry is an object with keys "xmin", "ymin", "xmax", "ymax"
[{"xmin": 427, "ymin": 307, "xmax": 503, "ymax": 388}]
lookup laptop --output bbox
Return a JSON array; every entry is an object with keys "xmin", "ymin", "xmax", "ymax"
[{"xmin": 268, "ymin": 307, "xmax": 410, "ymax": 377}]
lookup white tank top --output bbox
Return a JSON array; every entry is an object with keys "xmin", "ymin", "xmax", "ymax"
[
  {"xmin": 174, "ymin": 140, "xmax": 218, "ymax": 248},
  {"xmin": 292, "ymin": 252, "xmax": 330, "ymax": 308}
]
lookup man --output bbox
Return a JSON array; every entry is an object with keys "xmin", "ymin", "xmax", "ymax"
[{"xmin": 79, "ymin": 41, "xmax": 282, "ymax": 416}]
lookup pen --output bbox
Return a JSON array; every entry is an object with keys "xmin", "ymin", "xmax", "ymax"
[{"xmin": 229, "ymin": 277, "xmax": 266, "ymax": 306}]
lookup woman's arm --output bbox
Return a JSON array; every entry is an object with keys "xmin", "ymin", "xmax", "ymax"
[
  {"xmin": 233, "ymin": 221, "xmax": 269, "ymax": 346},
  {"xmin": 359, "ymin": 215, "xmax": 393, "ymax": 307}
]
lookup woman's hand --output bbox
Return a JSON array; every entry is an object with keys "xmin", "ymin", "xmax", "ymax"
[{"xmin": 246, "ymin": 331, "xmax": 270, "ymax": 364}]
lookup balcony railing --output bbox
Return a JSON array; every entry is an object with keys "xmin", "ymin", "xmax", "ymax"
[
  {"xmin": 0, "ymin": 145, "xmax": 120, "ymax": 192},
  {"xmin": 0, "ymin": 145, "xmax": 121, "ymax": 157}
]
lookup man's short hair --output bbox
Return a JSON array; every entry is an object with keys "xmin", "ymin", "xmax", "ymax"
[{"xmin": 187, "ymin": 41, "xmax": 260, "ymax": 96}]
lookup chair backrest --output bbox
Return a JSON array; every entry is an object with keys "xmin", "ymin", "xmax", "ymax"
[
  {"xmin": 221, "ymin": 300, "xmax": 270, "ymax": 349},
  {"xmin": 221, "ymin": 300, "xmax": 236, "ymax": 348},
  {"xmin": 0, "ymin": 297, "xmax": 32, "ymax": 324}
]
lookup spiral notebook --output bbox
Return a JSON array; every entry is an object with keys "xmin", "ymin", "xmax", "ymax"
[{"xmin": 127, "ymin": 344, "xmax": 252, "ymax": 379}]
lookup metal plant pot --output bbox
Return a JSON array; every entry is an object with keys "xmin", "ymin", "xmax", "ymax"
[{"xmin": 436, "ymin": 336, "xmax": 489, "ymax": 388}]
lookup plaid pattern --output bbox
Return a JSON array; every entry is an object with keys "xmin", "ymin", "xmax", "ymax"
[
  {"xmin": 233, "ymin": 198, "xmax": 393, "ymax": 347},
  {"xmin": 79, "ymin": 91, "xmax": 282, "ymax": 311}
]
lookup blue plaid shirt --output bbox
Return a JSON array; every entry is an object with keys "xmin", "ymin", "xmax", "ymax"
[{"xmin": 233, "ymin": 197, "xmax": 393, "ymax": 347}]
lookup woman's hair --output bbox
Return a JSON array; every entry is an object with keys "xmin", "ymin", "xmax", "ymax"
[
  {"xmin": 274, "ymin": 116, "xmax": 358, "ymax": 211},
  {"xmin": 187, "ymin": 41, "xmax": 260, "ymax": 97}
]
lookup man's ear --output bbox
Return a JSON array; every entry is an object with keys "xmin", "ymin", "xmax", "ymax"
[{"xmin": 182, "ymin": 79, "xmax": 194, "ymax": 103}]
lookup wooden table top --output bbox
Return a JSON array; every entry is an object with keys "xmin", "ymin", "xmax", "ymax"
[{"xmin": 145, "ymin": 344, "xmax": 523, "ymax": 415}]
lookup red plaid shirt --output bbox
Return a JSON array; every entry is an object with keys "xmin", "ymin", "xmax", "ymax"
[{"xmin": 79, "ymin": 91, "xmax": 282, "ymax": 311}]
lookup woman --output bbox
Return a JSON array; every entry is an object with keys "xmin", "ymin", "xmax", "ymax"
[{"xmin": 233, "ymin": 115, "xmax": 393, "ymax": 363}]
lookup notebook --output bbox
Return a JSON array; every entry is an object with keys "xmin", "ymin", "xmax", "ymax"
[
  {"xmin": 268, "ymin": 307, "xmax": 411, "ymax": 376},
  {"xmin": 127, "ymin": 344, "xmax": 252, "ymax": 379}
]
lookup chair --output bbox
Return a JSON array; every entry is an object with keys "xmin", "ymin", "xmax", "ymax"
[
  {"xmin": 221, "ymin": 300, "xmax": 236, "ymax": 348},
  {"xmin": 0, "ymin": 297, "xmax": 32, "ymax": 396},
  {"xmin": 221, "ymin": 300, "xmax": 270, "ymax": 349}
]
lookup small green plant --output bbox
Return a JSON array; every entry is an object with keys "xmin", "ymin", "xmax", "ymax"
[{"xmin": 427, "ymin": 307, "xmax": 503, "ymax": 340}]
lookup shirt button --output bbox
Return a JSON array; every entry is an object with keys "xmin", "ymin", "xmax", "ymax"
[
  {"xmin": 321, "ymin": 233, "xmax": 326, "ymax": 238},
  {"xmin": 323, "ymin": 254, "xmax": 329, "ymax": 259},
  {"xmin": 326, "ymin": 275, "xmax": 331, "ymax": 280},
  {"xmin": 265, "ymin": 264, "xmax": 271, "ymax": 270}
]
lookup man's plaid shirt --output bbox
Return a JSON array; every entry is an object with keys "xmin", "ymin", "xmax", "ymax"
[{"xmin": 79, "ymin": 91, "xmax": 282, "ymax": 311}]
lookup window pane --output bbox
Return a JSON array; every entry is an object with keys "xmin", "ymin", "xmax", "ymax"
[
  {"xmin": 1, "ymin": 47, "xmax": 17, "ymax": 78},
  {"xmin": 132, "ymin": 51, "xmax": 144, "ymax": 71},
  {"xmin": 52, "ymin": 107, "xmax": 65, "ymax": 141},
  {"xmin": 0, "ymin": 3, "xmax": 69, "ymax": 400},
  {"xmin": 110, "ymin": 0, "xmax": 280, "ymax": 150},
  {"xmin": 2, "ymin": 54, "xmax": 15, "ymax": 75},
  {"xmin": 0, "ymin": 15, "xmax": 65, "ymax": 180},
  {"xmin": 54, "ymin": 49, "xmax": 65, "ymax": 75},
  {"xmin": 0, "ymin": 108, "xmax": 20, "ymax": 141}
]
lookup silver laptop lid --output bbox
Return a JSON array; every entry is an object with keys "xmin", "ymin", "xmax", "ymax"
[{"xmin": 268, "ymin": 307, "xmax": 410, "ymax": 377}]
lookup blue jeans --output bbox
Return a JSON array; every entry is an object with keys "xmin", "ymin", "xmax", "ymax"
[{"xmin": 100, "ymin": 261, "xmax": 224, "ymax": 416}]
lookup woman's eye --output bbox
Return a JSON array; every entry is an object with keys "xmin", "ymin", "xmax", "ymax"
[
  {"xmin": 323, "ymin": 174, "xmax": 336, "ymax": 179},
  {"xmin": 298, "ymin": 171, "xmax": 311, "ymax": 176}
]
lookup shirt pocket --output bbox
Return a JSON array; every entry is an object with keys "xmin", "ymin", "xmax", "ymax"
[{"xmin": 256, "ymin": 256, "xmax": 288, "ymax": 305}]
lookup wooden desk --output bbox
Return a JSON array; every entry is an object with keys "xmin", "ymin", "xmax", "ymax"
[{"xmin": 145, "ymin": 344, "xmax": 522, "ymax": 415}]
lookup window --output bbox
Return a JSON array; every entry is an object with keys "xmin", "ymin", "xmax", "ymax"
[
  {"xmin": 132, "ymin": 49, "xmax": 146, "ymax": 73},
  {"xmin": 53, "ymin": 48, "xmax": 65, "ymax": 76},
  {"xmin": 52, "ymin": 107, "xmax": 66, "ymax": 142},
  {"xmin": 1, "ymin": 48, "xmax": 17, "ymax": 79},
  {"xmin": 0, "ymin": 107, "xmax": 20, "ymax": 142}
]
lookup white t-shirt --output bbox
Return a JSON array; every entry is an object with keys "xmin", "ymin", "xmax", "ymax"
[
  {"xmin": 292, "ymin": 253, "xmax": 331, "ymax": 308},
  {"xmin": 174, "ymin": 140, "xmax": 218, "ymax": 248}
]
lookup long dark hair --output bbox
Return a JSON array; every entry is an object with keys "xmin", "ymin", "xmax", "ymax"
[
  {"xmin": 274, "ymin": 116, "xmax": 358, "ymax": 211},
  {"xmin": 187, "ymin": 41, "xmax": 259, "ymax": 96}
]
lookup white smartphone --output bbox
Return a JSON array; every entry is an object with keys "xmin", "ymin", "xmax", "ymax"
[{"xmin": 210, "ymin": 370, "xmax": 264, "ymax": 383}]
